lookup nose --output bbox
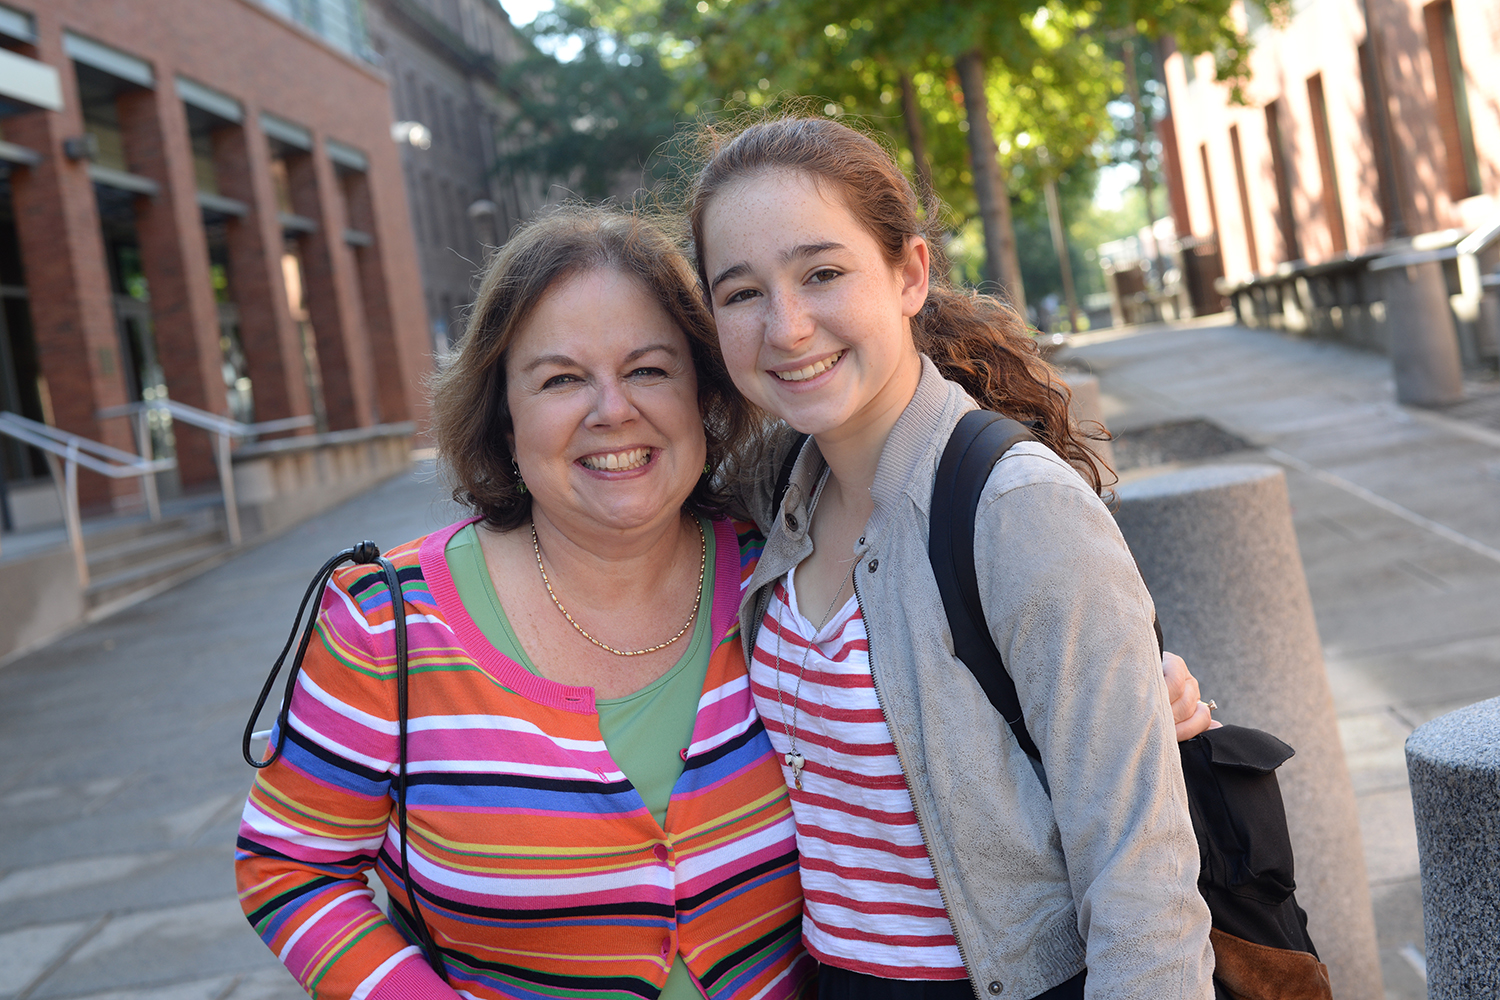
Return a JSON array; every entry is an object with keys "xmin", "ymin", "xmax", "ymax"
[
  {"xmin": 588, "ymin": 376, "xmax": 639, "ymax": 427},
  {"xmin": 764, "ymin": 290, "xmax": 814, "ymax": 352}
]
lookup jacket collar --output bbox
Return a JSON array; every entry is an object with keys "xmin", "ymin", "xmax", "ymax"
[{"xmin": 862, "ymin": 355, "xmax": 972, "ymax": 548}]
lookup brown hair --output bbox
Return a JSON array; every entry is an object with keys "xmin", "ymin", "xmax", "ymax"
[
  {"xmin": 688, "ymin": 116, "xmax": 1111, "ymax": 495},
  {"xmin": 431, "ymin": 205, "xmax": 756, "ymax": 530}
]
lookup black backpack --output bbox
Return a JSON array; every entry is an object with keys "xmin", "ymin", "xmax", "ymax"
[{"xmin": 774, "ymin": 415, "xmax": 1332, "ymax": 1000}]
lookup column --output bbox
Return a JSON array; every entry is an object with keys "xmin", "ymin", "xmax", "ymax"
[
  {"xmin": 115, "ymin": 81, "xmax": 225, "ymax": 486},
  {"xmin": 339, "ymin": 166, "xmax": 406, "ymax": 423},
  {"xmin": 4, "ymin": 26, "xmax": 135, "ymax": 509}
]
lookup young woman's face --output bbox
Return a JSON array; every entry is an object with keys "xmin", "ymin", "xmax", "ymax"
[
  {"xmin": 700, "ymin": 169, "xmax": 929, "ymax": 439},
  {"xmin": 505, "ymin": 267, "xmax": 706, "ymax": 536}
]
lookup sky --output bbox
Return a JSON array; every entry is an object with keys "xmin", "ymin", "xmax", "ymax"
[{"xmin": 499, "ymin": 0, "xmax": 552, "ymax": 26}]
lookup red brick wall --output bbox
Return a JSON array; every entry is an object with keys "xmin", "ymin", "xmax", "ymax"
[
  {"xmin": 6, "ymin": 0, "xmax": 430, "ymax": 512},
  {"xmin": 1160, "ymin": 0, "xmax": 1499, "ymax": 279}
]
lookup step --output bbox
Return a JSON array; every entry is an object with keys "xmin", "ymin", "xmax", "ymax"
[
  {"xmin": 86, "ymin": 517, "xmax": 225, "ymax": 580},
  {"xmin": 80, "ymin": 502, "xmax": 224, "ymax": 551},
  {"xmin": 85, "ymin": 536, "xmax": 233, "ymax": 611}
]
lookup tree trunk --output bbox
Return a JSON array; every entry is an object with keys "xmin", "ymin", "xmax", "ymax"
[
  {"xmin": 1043, "ymin": 175, "xmax": 1081, "ymax": 333},
  {"xmin": 898, "ymin": 73, "xmax": 936, "ymax": 215},
  {"xmin": 954, "ymin": 49, "xmax": 1026, "ymax": 317}
]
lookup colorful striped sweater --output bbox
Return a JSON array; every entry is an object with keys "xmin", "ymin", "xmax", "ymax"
[{"xmin": 236, "ymin": 517, "xmax": 812, "ymax": 1000}]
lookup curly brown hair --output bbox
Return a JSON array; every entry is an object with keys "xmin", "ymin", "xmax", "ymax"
[
  {"xmin": 687, "ymin": 115, "xmax": 1112, "ymax": 496},
  {"xmin": 431, "ymin": 205, "xmax": 758, "ymax": 530}
]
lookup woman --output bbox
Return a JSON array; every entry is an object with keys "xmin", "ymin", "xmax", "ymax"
[
  {"xmin": 690, "ymin": 118, "xmax": 1215, "ymax": 998},
  {"xmin": 236, "ymin": 209, "xmax": 814, "ymax": 1000}
]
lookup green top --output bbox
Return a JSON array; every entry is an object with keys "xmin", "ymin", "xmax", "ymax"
[{"xmin": 443, "ymin": 520, "xmax": 715, "ymax": 1000}]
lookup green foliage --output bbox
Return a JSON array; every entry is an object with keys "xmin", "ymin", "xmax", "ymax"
[
  {"xmin": 499, "ymin": 0, "xmax": 1284, "ymax": 287},
  {"xmin": 495, "ymin": 3, "xmax": 684, "ymax": 199}
]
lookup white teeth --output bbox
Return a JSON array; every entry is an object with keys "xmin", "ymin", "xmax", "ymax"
[
  {"xmin": 581, "ymin": 448, "xmax": 650, "ymax": 471},
  {"xmin": 774, "ymin": 351, "xmax": 844, "ymax": 382}
]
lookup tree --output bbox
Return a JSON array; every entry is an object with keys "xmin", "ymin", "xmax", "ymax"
[
  {"xmin": 553, "ymin": 0, "xmax": 1280, "ymax": 312},
  {"xmin": 495, "ymin": 3, "xmax": 684, "ymax": 200}
]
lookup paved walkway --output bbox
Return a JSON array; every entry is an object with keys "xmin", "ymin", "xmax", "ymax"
[
  {"xmin": 0, "ymin": 463, "xmax": 463, "ymax": 1000},
  {"xmin": 1066, "ymin": 318, "xmax": 1500, "ymax": 1000},
  {"xmin": 1, "ymin": 321, "xmax": 1496, "ymax": 1000}
]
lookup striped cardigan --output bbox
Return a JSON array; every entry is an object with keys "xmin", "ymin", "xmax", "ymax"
[{"xmin": 236, "ymin": 517, "xmax": 812, "ymax": 1000}]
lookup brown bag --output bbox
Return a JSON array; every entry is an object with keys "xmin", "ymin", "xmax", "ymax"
[{"xmin": 1211, "ymin": 928, "xmax": 1332, "ymax": 1000}]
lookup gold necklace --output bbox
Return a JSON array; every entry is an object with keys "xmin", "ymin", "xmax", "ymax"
[{"xmin": 532, "ymin": 518, "xmax": 706, "ymax": 657}]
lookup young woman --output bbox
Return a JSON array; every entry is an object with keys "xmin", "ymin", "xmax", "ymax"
[{"xmin": 690, "ymin": 118, "xmax": 1215, "ymax": 999}]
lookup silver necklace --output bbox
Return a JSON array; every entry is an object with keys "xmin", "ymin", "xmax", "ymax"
[{"xmin": 771, "ymin": 470, "xmax": 854, "ymax": 791}]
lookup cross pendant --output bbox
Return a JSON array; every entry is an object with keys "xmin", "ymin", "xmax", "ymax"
[{"xmin": 784, "ymin": 751, "xmax": 805, "ymax": 790}]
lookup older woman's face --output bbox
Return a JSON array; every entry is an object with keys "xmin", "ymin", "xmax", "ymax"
[{"xmin": 505, "ymin": 268, "xmax": 706, "ymax": 537}]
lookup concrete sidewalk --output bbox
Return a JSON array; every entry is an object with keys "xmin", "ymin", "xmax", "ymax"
[
  {"xmin": 0, "ymin": 463, "xmax": 463, "ymax": 1000},
  {"xmin": 1065, "ymin": 318, "xmax": 1500, "ymax": 1000},
  {"xmin": 1, "ymin": 321, "xmax": 1495, "ymax": 1000}
]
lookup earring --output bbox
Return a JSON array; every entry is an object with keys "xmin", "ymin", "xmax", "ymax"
[
  {"xmin": 512, "ymin": 460, "xmax": 527, "ymax": 494},
  {"xmin": 703, "ymin": 462, "xmax": 713, "ymax": 477}
]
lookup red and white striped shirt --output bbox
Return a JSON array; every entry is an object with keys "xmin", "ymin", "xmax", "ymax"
[{"xmin": 749, "ymin": 570, "xmax": 967, "ymax": 980}]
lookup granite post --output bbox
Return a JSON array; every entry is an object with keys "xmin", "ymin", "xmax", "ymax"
[
  {"xmin": 1061, "ymin": 371, "xmax": 1116, "ymax": 471},
  {"xmin": 1405, "ymin": 696, "xmax": 1500, "ymax": 999},
  {"xmin": 1114, "ymin": 464, "xmax": 1383, "ymax": 1000},
  {"xmin": 1378, "ymin": 260, "xmax": 1465, "ymax": 407}
]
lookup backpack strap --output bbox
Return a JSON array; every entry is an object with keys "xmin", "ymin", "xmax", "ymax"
[
  {"xmin": 929, "ymin": 410, "xmax": 1165, "ymax": 776},
  {"xmin": 929, "ymin": 411, "xmax": 1043, "ymax": 762},
  {"xmin": 773, "ymin": 432, "xmax": 811, "ymax": 519}
]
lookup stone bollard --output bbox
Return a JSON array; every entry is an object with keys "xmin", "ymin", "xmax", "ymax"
[
  {"xmin": 1376, "ymin": 260, "xmax": 1465, "ymax": 407},
  {"xmin": 1061, "ymin": 371, "xmax": 1116, "ymax": 471},
  {"xmin": 1405, "ymin": 696, "xmax": 1500, "ymax": 998},
  {"xmin": 1114, "ymin": 463, "xmax": 1384, "ymax": 1000}
]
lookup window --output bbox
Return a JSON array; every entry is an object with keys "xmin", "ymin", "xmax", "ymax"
[
  {"xmin": 1230, "ymin": 125, "xmax": 1260, "ymax": 271},
  {"xmin": 1306, "ymin": 74, "xmax": 1348, "ymax": 253},
  {"xmin": 1423, "ymin": 0, "xmax": 1480, "ymax": 200},
  {"xmin": 1199, "ymin": 143, "xmax": 1222, "ymax": 240}
]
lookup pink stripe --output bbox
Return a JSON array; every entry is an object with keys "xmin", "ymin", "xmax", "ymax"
[
  {"xmin": 368, "ymin": 954, "xmax": 460, "ymax": 1000},
  {"xmin": 709, "ymin": 518, "xmax": 740, "ymax": 645},
  {"xmin": 419, "ymin": 521, "xmax": 598, "ymax": 714}
]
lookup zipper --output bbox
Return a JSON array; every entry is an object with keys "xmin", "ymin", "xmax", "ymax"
[{"xmin": 851, "ymin": 569, "xmax": 984, "ymax": 1000}]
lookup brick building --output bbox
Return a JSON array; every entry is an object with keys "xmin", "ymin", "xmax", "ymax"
[
  {"xmin": 366, "ymin": 0, "xmax": 546, "ymax": 356},
  {"xmin": 1158, "ymin": 0, "xmax": 1499, "ymax": 281},
  {"xmin": 0, "ymin": 0, "xmax": 429, "ymax": 511}
]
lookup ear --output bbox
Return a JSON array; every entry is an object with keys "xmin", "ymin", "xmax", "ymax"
[{"xmin": 899, "ymin": 236, "xmax": 931, "ymax": 318}]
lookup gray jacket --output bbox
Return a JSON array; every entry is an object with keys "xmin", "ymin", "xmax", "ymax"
[{"xmin": 738, "ymin": 357, "xmax": 1214, "ymax": 999}]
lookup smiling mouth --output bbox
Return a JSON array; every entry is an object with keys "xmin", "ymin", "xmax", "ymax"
[
  {"xmin": 579, "ymin": 447, "xmax": 652, "ymax": 472},
  {"xmin": 773, "ymin": 351, "xmax": 845, "ymax": 382}
]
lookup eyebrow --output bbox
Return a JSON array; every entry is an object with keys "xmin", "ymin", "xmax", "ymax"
[
  {"xmin": 708, "ymin": 242, "xmax": 849, "ymax": 294},
  {"xmin": 521, "ymin": 343, "xmax": 681, "ymax": 374}
]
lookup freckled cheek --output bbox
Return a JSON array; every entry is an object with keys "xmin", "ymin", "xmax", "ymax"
[{"xmin": 715, "ymin": 325, "xmax": 764, "ymax": 389}]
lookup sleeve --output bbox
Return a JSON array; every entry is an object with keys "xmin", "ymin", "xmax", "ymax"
[
  {"xmin": 234, "ymin": 573, "xmax": 461, "ymax": 1000},
  {"xmin": 973, "ymin": 460, "xmax": 1215, "ymax": 997}
]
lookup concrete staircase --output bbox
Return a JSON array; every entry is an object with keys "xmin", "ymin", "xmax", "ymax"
[{"xmin": 83, "ymin": 505, "xmax": 233, "ymax": 613}]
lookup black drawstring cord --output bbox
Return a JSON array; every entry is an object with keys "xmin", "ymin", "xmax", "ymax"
[
  {"xmin": 243, "ymin": 541, "xmax": 378, "ymax": 770},
  {"xmin": 379, "ymin": 555, "xmax": 446, "ymax": 980},
  {"xmin": 242, "ymin": 540, "xmax": 448, "ymax": 981}
]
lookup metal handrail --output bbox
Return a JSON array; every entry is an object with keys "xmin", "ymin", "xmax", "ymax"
[
  {"xmin": 97, "ymin": 399, "xmax": 314, "ymax": 546},
  {"xmin": 1366, "ymin": 214, "xmax": 1500, "ymax": 325},
  {"xmin": 1455, "ymin": 213, "xmax": 1500, "ymax": 323},
  {"xmin": 0, "ymin": 411, "xmax": 176, "ymax": 587}
]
